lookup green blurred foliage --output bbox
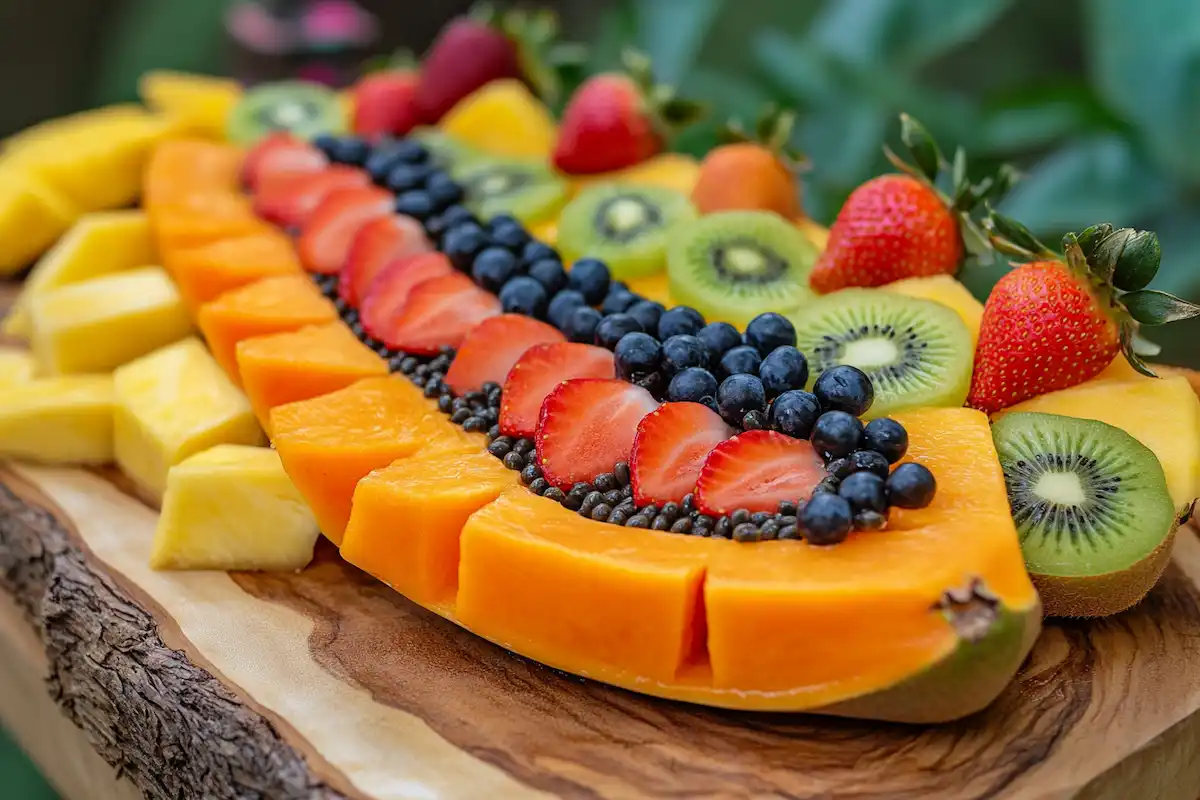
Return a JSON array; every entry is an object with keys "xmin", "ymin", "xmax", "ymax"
[{"xmin": 587, "ymin": 0, "xmax": 1200, "ymax": 365}]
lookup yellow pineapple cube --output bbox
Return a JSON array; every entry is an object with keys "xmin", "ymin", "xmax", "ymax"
[
  {"xmin": 151, "ymin": 444, "xmax": 319, "ymax": 571},
  {"xmin": 0, "ymin": 172, "xmax": 79, "ymax": 277},
  {"xmin": 138, "ymin": 71, "xmax": 243, "ymax": 140},
  {"xmin": 4, "ymin": 210, "xmax": 155, "ymax": 339},
  {"xmin": 113, "ymin": 338, "xmax": 264, "ymax": 502},
  {"xmin": 0, "ymin": 348, "xmax": 35, "ymax": 387},
  {"xmin": 886, "ymin": 275, "xmax": 984, "ymax": 346},
  {"xmin": 28, "ymin": 267, "xmax": 193, "ymax": 375},
  {"xmin": 0, "ymin": 375, "xmax": 114, "ymax": 463}
]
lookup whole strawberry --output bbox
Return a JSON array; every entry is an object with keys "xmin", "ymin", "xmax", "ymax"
[
  {"xmin": 810, "ymin": 114, "xmax": 1016, "ymax": 294},
  {"xmin": 553, "ymin": 50, "xmax": 703, "ymax": 175},
  {"xmin": 967, "ymin": 214, "xmax": 1200, "ymax": 414},
  {"xmin": 352, "ymin": 61, "xmax": 419, "ymax": 138}
]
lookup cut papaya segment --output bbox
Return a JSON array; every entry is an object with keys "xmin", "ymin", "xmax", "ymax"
[
  {"xmin": 197, "ymin": 274, "xmax": 338, "ymax": 381},
  {"xmin": 342, "ymin": 450, "xmax": 519, "ymax": 610},
  {"xmin": 270, "ymin": 376, "xmax": 482, "ymax": 543},
  {"xmin": 151, "ymin": 193, "xmax": 271, "ymax": 253},
  {"xmin": 163, "ymin": 230, "xmax": 302, "ymax": 311},
  {"xmin": 143, "ymin": 139, "xmax": 244, "ymax": 209},
  {"xmin": 236, "ymin": 322, "xmax": 388, "ymax": 428}
]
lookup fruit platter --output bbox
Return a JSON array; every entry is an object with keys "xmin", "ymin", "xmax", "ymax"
[{"xmin": 2, "ymin": 11, "xmax": 1200, "ymax": 800}]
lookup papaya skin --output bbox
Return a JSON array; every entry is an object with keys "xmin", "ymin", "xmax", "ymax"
[{"xmin": 693, "ymin": 143, "xmax": 800, "ymax": 219}]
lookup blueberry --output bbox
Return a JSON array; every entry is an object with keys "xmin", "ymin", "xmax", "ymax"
[
  {"xmin": 312, "ymin": 133, "xmax": 339, "ymax": 158},
  {"xmin": 391, "ymin": 139, "xmax": 430, "ymax": 164},
  {"xmin": 848, "ymin": 449, "xmax": 890, "ymax": 479},
  {"xmin": 661, "ymin": 335, "xmax": 708, "ymax": 375},
  {"xmin": 697, "ymin": 321, "xmax": 741, "ymax": 363},
  {"xmin": 744, "ymin": 312, "xmax": 796, "ymax": 355},
  {"xmin": 491, "ymin": 221, "xmax": 531, "ymax": 252},
  {"xmin": 657, "ymin": 306, "xmax": 705, "ymax": 340},
  {"xmin": 365, "ymin": 144, "xmax": 409, "ymax": 183},
  {"xmin": 471, "ymin": 247, "xmax": 519, "ymax": 293},
  {"xmin": 320, "ymin": 135, "xmax": 369, "ymax": 166},
  {"xmin": 498, "ymin": 276, "xmax": 548, "ymax": 317},
  {"xmin": 768, "ymin": 390, "xmax": 821, "ymax": 439},
  {"xmin": 442, "ymin": 222, "xmax": 490, "ymax": 271},
  {"xmin": 838, "ymin": 471, "xmax": 888, "ymax": 515},
  {"xmin": 522, "ymin": 240, "xmax": 559, "ymax": 264},
  {"xmin": 425, "ymin": 170, "xmax": 464, "ymax": 209},
  {"xmin": 527, "ymin": 258, "xmax": 568, "ymax": 295},
  {"xmin": 394, "ymin": 191, "xmax": 436, "ymax": 220},
  {"xmin": 602, "ymin": 287, "xmax": 638, "ymax": 315},
  {"xmin": 863, "ymin": 417, "xmax": 909, "ymax": 464},
  {"xmin": 810, "ymin": 410, "xmax": 864, "ymax": 459},
  {"xmin": 813, "ymin": 365, "xmax": 875, "ymax": 417},
  {"xmin": 488, "ymin": 213, "xmax": 520, "ymax": 231},
  {"xmin": 716, "ymin": 374, "xmax": 767, "ymax": 429},
  {"xmin": 614, "ymin": 332, "xmax": 661, "ymax": 380},
  {"xmin": 801, "ymin": 493, "xmax": 853, "ymax": 545},
  {"xmin": 423, "ymin": 213, "xmax": 450, "ymax": 241},
  {"xmin": 547, "ymin": 289, "xmax": 587, "ymax": 330},
  {"xmin": 886, "ymin": 463, "xmax": 937, "ymax": 509},
  {"xmin": 564, "ymin": 306, "xmax": 603, "ymax": 344},
  {"xmin": 718, "ymin": 345, "xmax": 763, "ymax": 379},
  {"xmin": 567, "ymin": 258, "xmax": 611, "ymax": 304},
  {"xmin": 595, "ymin": 313, "xmax": 643, "ymax": 350},
  {"xmin": 440, "ymin": 205, "xmax": 478, "ymax": 229},
  {"xmin": 385, "ymin": 162, "xmax": 431, "ymax": 193},
  {"xmin": 758, "ymin": 346, "xmax": 809, "ymax": 398},
  {"xmin": 667, "ymin": 367, "xmax": 718, "ymax": 404},
  {"xmin": 627, "ymin": 300, "xmax": 664, "ymax": 333}
]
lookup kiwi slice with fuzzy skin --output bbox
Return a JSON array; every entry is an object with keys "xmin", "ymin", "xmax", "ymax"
[
  {"xmin": 668, "ymin": 211, "xmax": 817, "ymax": 327},
  {"xmin": 451, "ymin": 156, "xmax": 568, "ymax": 225},
  {"xmin": 557, "ymin": 184, "xmax": 698, "ymax": 280},
  {"xmin": 992, "ymin": 412, "xmax": 1179, "ymax": 618},
  {"xmin": 226, "ymin": 81, "xmax": 346, "ymax": 145},
  {"xmin": 790, "ymin": 289, "xmax": 972, "ymax": 418}
]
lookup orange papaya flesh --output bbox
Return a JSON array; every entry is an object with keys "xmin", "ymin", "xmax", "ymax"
[
  {"xmin": 196, "ymin": 274, "xmax": 337, "ymax": 382},
  {"xmin": 270, "ymin": 376, "xmax": 483, "ymax": 544},
  {"xmin": 164, "ymin": 231, "xmax": 302, "ymax": 312},
  {"xmin": 236, "ymin": 322, "xmax": 388, "ymax": 428},
  {"xmin": 151, "ymin": 193, "xmax": 272, "ymax": 253},
  {"xmin": 143, "ymin": 139, "xmax": 244, "ymax": 210},
  {"xmin": 341, "ymin": 449, "xmax": 519, "ymax": 611}
]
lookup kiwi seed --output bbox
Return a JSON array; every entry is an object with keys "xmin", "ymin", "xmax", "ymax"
[{"xmin": 226, "ymin": 81, "xmax": 346, "ymax": 145}]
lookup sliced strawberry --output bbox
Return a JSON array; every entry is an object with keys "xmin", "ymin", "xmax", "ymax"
[
  {"xmin": 630, "ymin": 403, "xmax": 735, "ymax": 506},
  {"xmin": 535, "ymin": 378, "xmax": 659, "ymax": 490},
  {"xmin": 444, "ymin": 315, "xmax": 565, "ymax": 395},
  {"xmin": 242, "ymin": 132, "xmax": 328, "ymax": 192},
  {"xmin": 360, "ymin": 252, "xmax": 455, "ymax": 343},
  {"xmin": 376, "ymin": 271, "xmax": 501, "ymax": 355},
  {"xmin": 694, "ymin": 430, "xmax": 827, "ymax": 516},
  {"xmin": 297, "ymin": 186, "xmax": 395, "ymax": 274},
  {"xmin": 254, "ymin": 166, "xmax": 370, "ymax": 229},
  {"xmin": 337, "ymin": 215, "xmax": 433, "ymax": 306},
  {"xmin": 500, "ymin": 343, "xmax": 616, "ymax": 438}
]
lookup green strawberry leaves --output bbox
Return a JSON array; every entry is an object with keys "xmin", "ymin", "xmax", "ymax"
[
  {"xmin": 622, "ymin": 48, "xmax": 708, "ymax": 135},
  {"xmin": 900, "ymin": 113, "xmax": 942, "ymax": 184},
  {"xmin": 1122, "ymin": 289, "xmax": 1200, "ymax": 325},
  {"xmin": 718, "ymin": 104, "xmax": 809, "ymax": 169}
]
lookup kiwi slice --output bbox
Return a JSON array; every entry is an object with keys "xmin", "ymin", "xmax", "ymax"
[
  {"xmin": 992, "ymin": 412, "xmax": 1178, "ymax": 617},
  {"xmin": 790, "ymin": 289, "xmax": 972, "ymax": 419},
  {"xmin": 410, "ymin": 127, "xmax": 482, "ymax": 172},
  {"xmin": 226, "ymin": 81, "xmax": 346, "ymax": 145},
  {"xmin": 667, "ymin": 211, "xmax": 818, "ymax": 327},
  {"xmin": 451, "ymin": 157, "xmax": 568, "ymax": 225},
  {"xmin": 557, "ymin": 184, "xmax": 698, "ymax": 280}
]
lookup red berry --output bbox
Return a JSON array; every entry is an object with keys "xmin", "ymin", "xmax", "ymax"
[
  {"xmin": 241, "ymin": 132, "xmax": 327, "ymax": 192},
  {"xmin": 297, "ymin": 186, "xmax": 394, "ymax": 274},
  {"xmin": 374, "ymin": 271, "xmax": 501, "ymax": 355},
  {"xmin": 337, "ymin": 215, "xmax": 432, "ymax": 306},
  {"xmin": 360, "ymin": 252, "xmax": 454, "ymax": 343},
  {"xmin": 352, "ymin": 71, "xmax": 420, "ymax": 138},
  {"xmin": 499, "ymin": 343, "xmax": 616, "ymax": 438},
  {"xmin": 443, "ymin": 314, "xmax": 566, "ymax": 395},
  {"xmin": 694, "ymin": 430, "xmax": 826, "ymax": 516},
  {"xmin": 253, "ymin": 166, "xmax": 370, "ymax": 229},
  {"xmin": 413, "ymin": 18, "xmax": 520, "ymax": 125},
  {"xmin": 630, "ymin": 402, "xmax": 735, "ymax": 506},
  {"xmin": 553, "ymin": 74, "xmax": 661, "ymax": 175}
]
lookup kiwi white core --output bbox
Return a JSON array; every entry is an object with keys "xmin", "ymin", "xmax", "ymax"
[
  {"xmin": 606, "ymin": 198, "xmax": 653, "ymax": 232},
  {"xmin": 1034, "ymin": 472, "xmax": 1087, "ymax": 506},
  {"xmin": 841, "ymin": 337, "xmax": 900, "ymax": 371},
  {"xmin": 722, "ymin": 246, "xmax": 769, "ymax": 277}
]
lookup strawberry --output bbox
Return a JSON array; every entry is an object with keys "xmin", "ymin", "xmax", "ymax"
[
  {"xmin": 241, "ymin": 132, "xmax": 328, "ymax": 191},
  {"xmin": 693, "ymin": 430, "xmax": 826, "ymax": 517},
  {"xmin": 297, "ymin": 186, "xmax": 394, "ymax": 274},
  {"xmin": 444, "ymin": 314, "xmax": 565, "ymax": 395},
  {"xmin": 338, "ymin": 215, "xmax": 432, "ymax": 306},
  {"xmin": 967, "ymin": 214, "xmax": 1200, "ymax": 414},
  {"xmin": 630, "ymin": 402, "xmax": 735, "ymax": 506},
  {"xmin": 552, "ymin": 51, "xmax": 704, "ymax": 175},
  {"xmin": 374, "ymin": 271, "xmax": 501, "ymax": 355},
  {"xmin": 499, "ymin": 343, "xmax": 616, "ymax": 438},
  {"xmin": 413, "ymin": 13, "xmax": 521, "ymax": 125},
  {"xmin": 253, "ymin": 166, "xmax": 369, "ymax": 229},
  {"xmin": 360, "ymin": 252, "xmax": 454, "ymax": 343},
  {"xmin": 353, "ymin": 69, "xmax": 420, "ymax": 139},
  {"xmin": 535, "ymin": 378, "xmax": 659, "ymax": 490},
  {"xmin": 810, "ymin": 114, "xmax": 1016, "ymax": 294}
]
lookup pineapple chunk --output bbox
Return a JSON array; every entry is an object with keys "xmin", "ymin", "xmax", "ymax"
[
  {"xmin": 0, "ymin": 348, "xmax": 35, "ymax": 387},
  {"xmin": 138, "ymin": 71, "xmax": 243, "ymax": 140},
  {"xmin": 151, "ymin": 444, "xmax": 319, "ymax": 571},
  {"xmin": 4, "ymin": 210, "xmax": 155, "ymax": 339},
  {"xmin": 28, "ymin": 267, "xmax": 193, "ymax": 375},
  {"xmin": 886, "ymin": 275, "xmax": 984, "ymax": 346},
  {"xmin": 0, "ymin": 375, "xmax": 114, "ymax": 463},
  {"xmin": 0, "ymin": 171, "xmax": 79, "ymax": 277},
  {"xmin": 113, "ymin": 338, "xmax": 264, "ymax": 502}
]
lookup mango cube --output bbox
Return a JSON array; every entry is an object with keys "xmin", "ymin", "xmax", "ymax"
[
  {"xmin": 0, "ymin": 172, "xmax": 79, "ymax": 277},
  {"xmin": 0, "ymin": 348, "xmax": 35, "ymax": 387},
  {"xmin": 28, "ymin": 267, "xmax": 193, "ymax": 375},
  {"xmin": 151, "ymin": 445, "xmax": 319, "ymax": 571},
  {"xmin": 0, "ymin": 375, "xmax": 114, "ymax": 463},
  {"xmin": 113, "ymin": 338, "xmax": 264, "ymax": 502}
]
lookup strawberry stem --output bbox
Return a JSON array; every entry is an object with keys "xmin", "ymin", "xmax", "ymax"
[{"xmin": 719, "ymin": 105, "xmax": 809, "ymax": 170}]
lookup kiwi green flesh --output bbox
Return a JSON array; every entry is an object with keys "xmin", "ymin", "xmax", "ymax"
[
  {"xmin": 227, "ymin": 81, "xmax": 346, "ymax": 145},
  {"xmin": 452, "ymin": 158, "xmax": 567, "ymax": 225},
  {"xmin": 413, "ymin": 127, "xmax": 483, "ymax": 171},
  {"xmin": 668, "ymin": 211, "xmax": 818, "ymax": 328},
  {"xmin": 790, "ymin": 290, "xmax": 973, "ymax": 419},
  {"xmin": 991, "ymin": 412, "xmax": 1176, "ymax": 578},
  {"xmin": 557, "ymin": 184, "xmax": 698, "ymax": 280}
]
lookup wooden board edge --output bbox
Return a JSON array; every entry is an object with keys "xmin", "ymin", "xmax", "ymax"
[{"xmin": 0, "ymin": 469, "xmax": 350, "ymax": 800}]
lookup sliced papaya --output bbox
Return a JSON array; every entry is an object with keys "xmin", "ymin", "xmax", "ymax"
[
  {"xmin": 164, "ymin": 230, "xmax": 302, "ymax": 311},
  {"xmin": 236, "ymin": 322, "xmax": 388, "ymax": 428},
  {"xmin": 143, "ymin": 139, "xmax": 244, "ymax": 210},
  {"xmin": 150, "ymin": 193, "xmax": 271, "ymax": 254},
  {"xmin": 197, "ymin": 274, "xmax": 337, "ymax": 381}
]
